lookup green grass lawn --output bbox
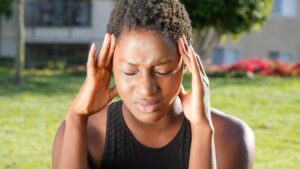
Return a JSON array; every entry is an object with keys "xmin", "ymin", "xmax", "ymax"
[{"xmin": 0, "ymin": 69, "xmax": 299, "ymax": 169}]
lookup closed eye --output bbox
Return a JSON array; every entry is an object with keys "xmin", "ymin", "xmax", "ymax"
[
  {"xmin": 156, "ymin": 70, "xmax": 173, "ymax": 76},
  {"xmin": 123, "ymin": 72, "xmax": 137, "ymax": 76}
]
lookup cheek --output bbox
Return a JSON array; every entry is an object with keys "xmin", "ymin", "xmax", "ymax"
[
  {"xmin": 113, "ymin": 61, "xmax": 127, "ymax": 95},
  {"xmin": 160, "ymin": 69, "xmax": 184, "ymax": 100},
  {"xmin": 114, "ymin": 70, "xmax": 134, "ymax": 98}
]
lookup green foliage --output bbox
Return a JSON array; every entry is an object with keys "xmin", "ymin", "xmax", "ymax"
[
  {"xmin": 0, "ymin": 0, "xmax": 14, "ymax": 18},
  {"xmin": 0, "ymin": 58, "xmax": 14, "ymax": 67},
  {"xmin": 180, "ymin": 0, "xmax": 273, "ymax": 34}
]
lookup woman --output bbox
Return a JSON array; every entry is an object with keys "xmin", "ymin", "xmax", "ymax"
[{"xmin": 52, "ymin": 0, "xmax": 255, "ymax": 169}]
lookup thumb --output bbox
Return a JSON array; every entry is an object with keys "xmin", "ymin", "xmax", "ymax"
[{"xmin": 109, "ymin": 86, "xmax": 118, "ymax": 100}]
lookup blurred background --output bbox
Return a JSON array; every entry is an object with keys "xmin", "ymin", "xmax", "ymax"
[{"xmin": 0, "ymin": 0, "xmax": 299, "ymax": 168}]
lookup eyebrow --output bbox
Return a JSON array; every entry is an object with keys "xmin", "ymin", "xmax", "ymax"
[{"xmin": 119, "ymin": 59, "xmax": 174, "ymax": 66}]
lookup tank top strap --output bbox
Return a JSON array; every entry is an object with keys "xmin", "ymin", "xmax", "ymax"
[{"xmin": 101, "ymin": 100, "xmax": 125, "ymax": 167}]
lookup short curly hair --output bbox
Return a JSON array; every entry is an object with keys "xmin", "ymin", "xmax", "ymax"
[{"xmin": 107, "ymin": 0, "xmax": 192, "ymax": 45}]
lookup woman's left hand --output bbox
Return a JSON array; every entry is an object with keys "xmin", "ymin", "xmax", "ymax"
[
  {"xmin": 178, "ymin": 36, "xmax": 217, "ymax": 169},
  {"xmin": 177, "ymin": 36, "xmax": 213, "ymax": 129}
]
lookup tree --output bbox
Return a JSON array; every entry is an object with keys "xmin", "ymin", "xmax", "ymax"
[
  {"xmin": 14, "ymin": 0, "xmax": 25, "ymax": 84},
  {"xmin": 180, "ymin": 0, "xmax": 273, "ymax": 65},
  {"xmin": 0, "ymin": 0, "xmax": 13, "ymax": 17},
  {"xmin": 0, "ymin": 0, "xmax": 25, "ymax": 84}
]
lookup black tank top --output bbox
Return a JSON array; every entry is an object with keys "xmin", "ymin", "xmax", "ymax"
[{"xmin": 100, "ymin": 100, "xmax": 192, "ymax": 169}]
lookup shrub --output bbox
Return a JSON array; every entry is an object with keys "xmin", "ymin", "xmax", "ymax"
[
  {"xmin": 291, "ymin": 61, "xmax": 300, "ymax": 76},
  {"xmin": 227, "ymin": 58, "xmax": 274, "ymax": 76},
  {"xmin": 206, "ymin": 58, "xmax": 300, "ymax": 77}
]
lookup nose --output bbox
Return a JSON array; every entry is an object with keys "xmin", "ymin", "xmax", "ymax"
[{"xmin": 136, "ymin": 73, "xmax": 158, "ymax": 97}]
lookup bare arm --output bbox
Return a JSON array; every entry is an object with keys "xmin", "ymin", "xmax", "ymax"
[
  {"xmin": 178, "ymin": 35, "xmax": 216, "ymax": 169},
  {"xmin": 178, "ymin": 34, "xmax": 255, "ymax": 169},
  {"xmin": 189, "ymin": 124, "xmax": 215, "ymax": 169},
  {"xmin": 213, "ymin": 113, "xmax": 256, "ymax": 169},
  {"xmin": 52, "ymin": 33, "xmax": 117, "ymax": 169},
  {"xmin": 54, "ymin": 115, "xmax": 89, "ymax": 169},
  {"xmin": 52, "ymin": 120, "xmax": 66, "ymax": 169}
]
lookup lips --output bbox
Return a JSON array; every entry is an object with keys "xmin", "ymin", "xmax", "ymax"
[{"xmin": 133, "ymin": 99, "xmax": 162, "ymax": 113}]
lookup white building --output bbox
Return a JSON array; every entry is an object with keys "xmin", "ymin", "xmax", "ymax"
[
  {"xmin": 0, "ymin": 0, "xmax": 115, "ymax": 67},
  {"xmin": 213, "ymin": 0, "xmax": 300, "ymax": 65}
]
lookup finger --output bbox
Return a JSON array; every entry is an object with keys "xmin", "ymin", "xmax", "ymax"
[
  {"xmin": 178, "ymin": 38, "xmax": 192, "ymax": 71},
  {"xmin": 189, "ymin": 46, "xmax": 202, "ymax": 76},
  {"xmin": 97, "ymin": 33, "xmax": 111, "ymax": 67},
  {"xmin": 188, "ymin": 46, "xmax": 202, "ymax": 88},
  {"xmin": 188, "ymin": 46, "xmax": 200, "ymax": 75},
  {"xmin": 105, "ymin": 34, "xmax": 116, "ymax": 68},
  {"xmin": 191, "ymin": 49, "xmax": 209, "ymax": 86},
  {"xmin": 192, "ymin": 49, "xmax": 207, "ymax": 77},
  {"xmin": 87, "ymin": 43, "xmax": 96, "ymax": 68},
  {"xmin": 109, "ymin": 86, "xmax": 118, "ymax": 100},
  {"xmin": 183, "ymin": 35, "xmax": 189, "ymax": 46},
  {"xmin": 195, "ymin": 56, "xmax": 210, "ymax": 86}
]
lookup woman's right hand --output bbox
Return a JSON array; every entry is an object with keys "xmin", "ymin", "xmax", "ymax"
[{"xmin": 68, "ymin": 33, "xmax": 118, "ymax": 116}]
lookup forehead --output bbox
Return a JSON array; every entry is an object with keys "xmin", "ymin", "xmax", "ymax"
[{"xmin": 114, "ymin": 29, "xmax": 179, "ymax": 65}]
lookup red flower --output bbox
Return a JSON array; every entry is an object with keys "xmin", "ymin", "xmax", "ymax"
[
  {"xmin": 208, "ymin": 58, "xmax": 300, "ymax": 77},
  {"xmin": 291, "ymin": 60, "xmax": 300, "ymax": 76},
  {"xmin": 227, "ymin": 58, "xmax": 273, "ymax": 75}
]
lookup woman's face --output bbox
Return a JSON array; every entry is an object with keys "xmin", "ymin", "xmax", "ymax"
[{"xmin": 113, "ymin": 29, "xmax": 184, "ymax": 123}]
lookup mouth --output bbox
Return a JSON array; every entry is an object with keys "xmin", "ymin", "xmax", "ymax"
[{"xmin": 133, "ymin": 100, "xmax": 162, "ymax": 113}]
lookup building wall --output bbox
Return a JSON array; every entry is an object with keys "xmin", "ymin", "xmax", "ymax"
[
  {"xmin": 0, "ymin": 7, "xmax": 18, "ymax": 58},
  {"xmin": 216, "ymin": 0, "xmax": 300, "ymax": 65},
  {"xmin": 2, "ymin": 0, "xmax": 300, "ymax": 65},
  {"xmin": 25, "ymin": 0, "xmax": 115, "ymax": 44},
  {"xmin": 0, "ymin": 0, "xmax": 115, "ymax": 58}
]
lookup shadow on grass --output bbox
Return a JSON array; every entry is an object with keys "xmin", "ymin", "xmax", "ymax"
[{"xmin": 0, "ymin": 71, "xmax": 85, "ymax": 96}]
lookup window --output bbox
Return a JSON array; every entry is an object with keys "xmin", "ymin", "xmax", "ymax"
[
  {"xmin": 272, "ymin": 0, "xmax": 297, "ymax": 17},
  {"xmin": 212, "ymin": 48, "xmax": 240, "ymax": 65},
  {"xmin": 25, "ymin": 0, "xmax": 92, "ymax": 27},
  {"xmin": 26, "ymin": 43, "xmax": 89, "ymax": 68},
  {"xmin": 269, "ymin": 51, "xmax": 297, "ymax": 63},
  {"xmin": 272, "ymin": 0, "xmax": 281, "ymax": 15},
  {"xmin": 212, "ymin": 48, "xmax": 224, "ymax": 65}
]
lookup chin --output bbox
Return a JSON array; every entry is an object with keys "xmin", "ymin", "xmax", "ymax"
[
  {"xmin": 127, "ymin": 104, "xmax": 166, "ymax": 124},
  {"xmin": 134, "ymin": 111, "xmax": 165, "ymax": 124},
  {"xmin": 122, "ymin": 97, "xmax": 173, "ymax": 124}
]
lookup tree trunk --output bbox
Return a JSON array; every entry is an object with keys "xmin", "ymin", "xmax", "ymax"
[
  {"xmin": 0, "ymin": 17, "xmax": 2, "ymax": 57},
  {"xmin": 194, "ymin": 27, "xmax": 220, "ymax": 67},
  {"xmin": 14, "ymin": 0, "xmax": 25, "ymax": 84}
]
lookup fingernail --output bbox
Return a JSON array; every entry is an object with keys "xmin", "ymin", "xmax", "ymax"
[
  {"xmin": 103, "ymin": 33, "xmax": 108, "ymax": 44},
  {"xmin": 90, "ymin": 42, "xmax": 95, "ymax": 50},
  {"xmin": 111, "ymin": 34, "xmax": 115, "ymax": 41}
]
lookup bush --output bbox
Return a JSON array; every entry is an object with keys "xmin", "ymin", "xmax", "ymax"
[
  {"xmin": 291, "ymin": 61, "xmax": 300, "ymax": 76},
  {"xmin": 206, "ymin": 58, "xmax": 300, "ymax": 77},
  {"xmin": 0, "ymin": 57, "xmax": 14, "ymax": 68}
]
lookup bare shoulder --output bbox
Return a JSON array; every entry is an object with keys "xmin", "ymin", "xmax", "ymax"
[
  {"xmin": 211, "ymin": 108, "xmax": 255, "ymax": 169},
  {"xmin": 52, "ymin": 105, "xmax": 108, "ymax": 169}
]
